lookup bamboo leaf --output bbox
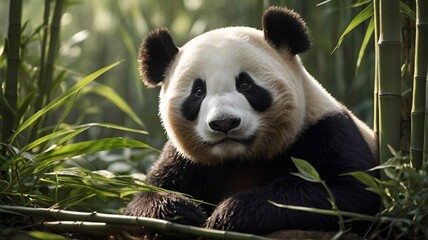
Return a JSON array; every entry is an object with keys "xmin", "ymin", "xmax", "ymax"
[
  {"xmin": 17, "ymin": 91, "xmax": 34, "ymax": 123},
  {"xmin": 20, "ymin": 128, "xmax": 88, "ymax": 153},
  {"xmin": 55, "ymin": 127, "xmax": 89, "ymax": 146},
  {"xmin": 333, "ymin": 3, "xmax": 374, "ymax": 53},
  {"xmin": 51, "ymin": 91, "xmax": 80, "ymax": 136},
  {"xmin": 85, "ymin": 84, "xmax": 145, "ymax": 129},
  {"xmin": 20, "ymin": 122, "xmax": 147, "ymax": 153},
  {"xmin": 356, "ymin": 17, "xmax": 374, "ymax": 73},
  {"xmin": 291, "ymin": 157, "xmax": 322, "ymax": 182},
  {"xmin": 344, "ymin": 171, "xmax": 378, "ymax": 190},
  {"xmin": 77, "ymin": 122, "xmax": 148, "ymax": 135},
  {"xmin": 344, "ymin": 171, "xmax": 385, "ymax": 197},
  {"xmin": 32, "ymin": 137, "xmax": 151, "ymax": 173},
  {"xmin": 400, "ymin": 1, "xmax": 416, "ymax": 20},
  {"xmin": 11, "ymin": 61, "xmax": 122, "ymax": 143}
]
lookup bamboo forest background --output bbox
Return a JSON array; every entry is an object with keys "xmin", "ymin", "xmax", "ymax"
[
  {"xmin": 0, "ymin": 0, "xmax": 409, "ymax": 208},
  {"xmin": 1, "ymin": 0, "xmax": 426, "ymax": 238}
]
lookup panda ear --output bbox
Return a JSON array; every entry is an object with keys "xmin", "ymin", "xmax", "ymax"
[
  {"xmin": 262, "ymin": 7, "xmax": 311, "ymax": 55},
  {"xmin": 138, "ymin": 28, "xmax": 179, "ymax": 87}
]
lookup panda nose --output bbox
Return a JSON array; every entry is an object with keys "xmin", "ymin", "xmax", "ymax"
[{"xmin": 209, "ymin": 118, "xmax": 241, "ymax": 133}]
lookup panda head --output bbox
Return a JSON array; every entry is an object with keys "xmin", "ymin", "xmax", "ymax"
[{"xmin": 139, "ymin": 7, "xmax": 311, "ymax": 165}]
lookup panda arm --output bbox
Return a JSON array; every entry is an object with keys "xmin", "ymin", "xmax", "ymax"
[
  {"xmin": 125, "ymin": 141, "xmax": 208, "ymax": 227},
  {"xmin": 206, "ymin": 113, "xmax": 379, "ymax": 234}
]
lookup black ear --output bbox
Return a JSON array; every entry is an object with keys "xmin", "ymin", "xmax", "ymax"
[
  {"xmin": 138, "ymin": 28, "xmax": 179, "ymax": 87},
  {"xmin": 262, "ymin": 7, "xmax": 311, "ymax": 55}
]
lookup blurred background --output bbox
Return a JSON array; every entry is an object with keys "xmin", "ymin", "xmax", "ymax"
[{"xmin": 0, "ymin": 0, "xmax": 375, "ymax": 170}]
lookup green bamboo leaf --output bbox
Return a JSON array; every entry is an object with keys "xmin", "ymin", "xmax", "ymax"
[
  {"xmin": 344, "ymin": 171, "xmax": 384, "ymax": 196},
  {"xmin": 85, "ymin": 84, "xmax": 145, "ymax": 129},
  {"xmin": 55, "ymin": 127, "xmax": 90, "ymax": 146},
  {"xmin": 78, "ymin": 123, "xmax": 148, "ymax": 135},
  {"xmin": 20, "ymin": 128, "xmax": 88, "ymax": 153},
  {"xmin": 291, "ymin": 157, "xmax": 322, "ymax": 182},
  {"xmin": 17, "ymin": 91, "xmax": 33, "ymax": 123},
  {"xmin": 344, "ymin": 171, "xmax": 377, "ymax": 188},
  {"xmin": 20, "ymin": 122, "xmax": 147, "ymax": 154},
  {"xmin": 400, "ymin": 1, "xmax": 416, "ymax": 20},
  {"xmin": 51, "ymin": 91, "xmax": 80, "ymax": 136},
  {"xmin": 333, "ymin": 3, "xmax": 374, "ymax": 53},
  {"xmin": 387, "ymin": 145, "xmax": 398, "ymax": 156},
  {"xmin": 11, "ymin": 61, "xmax": 122, "ymax": 143},
  {"xmin": 356, "ymin": 17, "xmax": 374, "ymax": 73},
  {"xmin": 32, "ymin": 137, "xmax": 151, "ymax": 173}
]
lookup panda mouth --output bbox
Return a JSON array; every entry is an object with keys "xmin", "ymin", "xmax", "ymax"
[{"xmin": 210, "ymin": 135, "xmax": 255, "ymax": 146}]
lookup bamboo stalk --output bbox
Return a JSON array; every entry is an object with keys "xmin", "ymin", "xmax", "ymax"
[
  {"xmin": 373, "ymin": 0, "xmax": 380, "ymax": 159},
  {"xmin": 377, "ymin": 0, "xmax": 402, "ymax": 165},
  {"xmin": 2, "ymin": 0, "xmax": 22, "ymax": 146},
  {"xmin": 44, "ymin": 0, "xmax": 64, "ymax": 105},
  {"xmin": 35, "ymin": 0, "xmax": 51, "ymax": 114},
  {"xmin": 29, "ymin": 0, "xmax": 51, "ymax": 143},
  {"xmin": 32, "ymin": 0, "xmax": 64, "ymax": 141},
  {"xmin": 0, "ymin": 205, "xmax": 270, "ymax": 240},
  {"xmin": 43, "ymin": 221, "xmax": 144, "ymax": 235},
  {"xmin": 416, "ymin": 0, "xmax": 428, "ymax": 168}
]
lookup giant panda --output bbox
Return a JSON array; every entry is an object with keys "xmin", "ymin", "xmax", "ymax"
[{"xmin": 125, "ymin": 6, "xmax": 379, "ymax": 239}]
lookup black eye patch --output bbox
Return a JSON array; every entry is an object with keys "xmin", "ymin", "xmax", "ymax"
[
  {"xmin": 181, "ymin": 78, "xmax": 206, "ymax": 121},
  {"xmin": 236, "ymin": 72, "xmax": 272, "ymax": 112}
]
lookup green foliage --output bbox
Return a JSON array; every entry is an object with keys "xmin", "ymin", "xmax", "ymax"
[
  {"xmin": 275, "ymin": 155, "xmax": 428, "ymax": 238},
  {"xmin": 0, "ymin": 0, "xmax": 159, "ymax": 217},
  {"xmin": 351, "ymin": 151, "xmax": 428, "ymax": 239}
]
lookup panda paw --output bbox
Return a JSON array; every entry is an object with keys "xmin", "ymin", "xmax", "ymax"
[
  {"xmin": 205, "ymin": 193, "xmax": 270, "ymax": 233},
  {"xmin": 125, "ymin": 191, "xmax": 207, "ymax": 226}
]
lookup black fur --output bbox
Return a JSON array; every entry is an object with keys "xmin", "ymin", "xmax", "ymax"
[
  {"xmin": 139, "ymin": 28, "xmax": 178, "ymax": 87},
  {"xmin": 181, "ymin": 79, "xmax": 206, "ymax": 121},
  {"xmin": 236, "ymin": 72, "xmax": 272, "ymax": 112},
  {"xmin": 263, "ymin": 7, "xmax": 311, "ymax": 55},
  {"xmin": 126, "ymin": 112, "xmax": 379, "ymax": 237}
]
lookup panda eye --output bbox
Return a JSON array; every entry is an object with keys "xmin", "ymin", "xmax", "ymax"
[
  {"xmin": 194, "ymin": 88, "xmax": 206, "ymax": 97},
  {"xmin": 238, "ymin": 81, "xmax": 252, "ymax": 91},
  {"xmin": 191, "ymin": 79, "xmax": 206, "ymax": 98},
  {"xmin": 236, "ymin": 72, "xmax": 254, "ymax": 91}
]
